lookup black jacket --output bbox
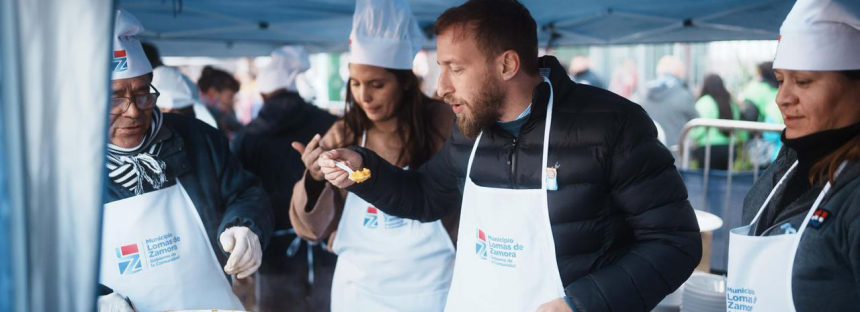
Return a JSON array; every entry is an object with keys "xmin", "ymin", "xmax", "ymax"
[
  {"xmin": 231, "ymin": 92, "xmax": 338, "ymax": 310},
  {"xmin": 350, "ymin": 56, "xmax": 701, "ymax": 312},
  {"xmin": 233, "ymin": 91, "xmax": 337, "ymax": 232},
  {"xmin": 105, "ymin": 114, "xmax": 273, "ymax": 270}
]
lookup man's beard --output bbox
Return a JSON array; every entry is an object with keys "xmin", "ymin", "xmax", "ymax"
[{"xmin": 454, "ymin": 79, "xmax": 504, "ymax": 139}]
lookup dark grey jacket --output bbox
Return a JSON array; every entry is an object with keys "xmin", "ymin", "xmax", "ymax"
[
  {"xmin": 742, "ymin": 148, "xmax": 860, "ymax": 311},
  {"xmin": 105, "ymin": 114, "xmax": 273, "ymax": 270},
  {"xmin": 639, "ymin": 75, "xmax": 698, "ymax": 147},
  {"xmin": 350, "ymin": 56, "xmax": 701, "ymax": 312}
]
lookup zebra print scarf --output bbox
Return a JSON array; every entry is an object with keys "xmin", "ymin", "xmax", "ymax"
[{"xmin": 106, "ymin": 109, "xmax": 167, "ymax": 195}]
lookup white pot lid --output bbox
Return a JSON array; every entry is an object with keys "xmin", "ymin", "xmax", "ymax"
[{"xmin": 695, "ymin": 210, "xmax": 723, "ymax": 232}]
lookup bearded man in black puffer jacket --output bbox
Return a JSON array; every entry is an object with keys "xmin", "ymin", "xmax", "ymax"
[{"xmin": 317, "ymin": 1, "xmax": 701, "ymax": 311}]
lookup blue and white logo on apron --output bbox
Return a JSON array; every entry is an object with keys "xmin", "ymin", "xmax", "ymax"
[
  {"xmin": 383, "ymin": 214, "xmax": 405, "ymax": 229},
  {"xmin": 113, "ymin": 232, "xmax": 183, "ymax": 276},
  {"xmin": 363, "ymin": 207, "xmax": 379, "ymax": 229},
  {"xmin": 145, "ymin": 233, "xmax": 182, "ymax": 267},
  {"xmin": 362, "ymin": 206, "xmax": 407, "ymax": 229},
  {"xmin": 116, "ymin": 243, "xmax": 143, "ymax": 275},
  {"xmin": 726, "ymin": 287, "xmax": 758, "ymax": 311},
  {"xmin": 476, "ymin": 229, "xmax": 488, "ymax": 260},
  {"xmin": 473, "ymin": 228, "xmax": 525, "ymax": 268}
]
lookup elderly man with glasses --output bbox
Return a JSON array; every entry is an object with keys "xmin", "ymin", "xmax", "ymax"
[{"xmin": 97, "ymin": 10, "xmax": 272, "ymax": 312}]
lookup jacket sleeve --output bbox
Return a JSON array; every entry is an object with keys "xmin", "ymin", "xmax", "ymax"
[
  {"xmin": 287, "ymin": 120, "xmax": 350, "ymax": 242},
  {"xmin": 349, "ymin": 126, "xmax": 464, "ymax": 222},
  {"xmin": 289, "ymin": 170, "xmax": 345, "ymax": 242},
  {"xmin": 566, "ymin": 106, "xmax": 702, "ymax": 312},
  {"xmin": 214, "ymin": 130, "xmax": 274, "ymax": 250}
]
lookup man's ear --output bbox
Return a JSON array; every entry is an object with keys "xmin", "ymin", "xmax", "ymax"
[{"xmin": 497, "ymin": 50, "xmax": 521, "ymax": 81}]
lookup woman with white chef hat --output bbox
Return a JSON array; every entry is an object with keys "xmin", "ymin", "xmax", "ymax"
[
  {"xmin": 727, "ymin": 0, "xmax": 860, "ymax": 311},
  {"xmin": 288, "ymin": 0, "xmax": 457, "ymax": 311}
]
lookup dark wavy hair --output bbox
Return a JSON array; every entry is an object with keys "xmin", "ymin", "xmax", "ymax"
[
  {"xmin": 197, "ymin": 66, "xmax": 240, "ymax": 93},
  {"xmin": 342, "ymin": 69, "xmax": 446, "ymax": 167},
  {"xmin": 435, "ymin": 0, "xmax": 538, "ymax": 76}
]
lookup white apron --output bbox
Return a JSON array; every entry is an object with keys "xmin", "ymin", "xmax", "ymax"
[
  {"xmin": 330, "ymin": 133, "xmax": 456, "ymax": 312},
  {"xmin": 444, "ymin": 77, "xmax": 565, "ymax": 312},
  {"xmin": 727, "ymin": 161, "xmax": 841, "ymax": 312},
  {"xmin": 99, "ymin": 181, "xmax": 243, "ymax": 312}
]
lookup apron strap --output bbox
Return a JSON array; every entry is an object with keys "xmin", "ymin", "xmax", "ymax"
[
  {"xmin": 749, "ymin": 161, "xmax": 799, "ymax": 225},
  {"xmin": 464, "ymin": 74, "xmax": 555, "ymax": 187},
  {"xmin": 539, "ymin": 76, "xmax": 554, "ymax": 190},
  {"xmin": 464, "ymin": 133, "xmax": 483, "ymax": 180}
]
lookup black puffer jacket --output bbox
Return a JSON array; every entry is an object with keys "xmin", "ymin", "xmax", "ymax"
[
  {"xmin": 231, "ymin": 91, "xmax": 338, "ymax": 311},
  {"xmin": 350, "ymin": 56, "xmax": 701, "ymax": 312},
  {"xmin": 233, "ymin": 91, "xmax": 337, "ymax": 232}
]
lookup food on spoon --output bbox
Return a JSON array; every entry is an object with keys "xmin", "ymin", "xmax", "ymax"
[
  {"xmin": 349, "ymin": 168, "xmax": 372, "ymax": 183},
  {"xmin": 335, "ymin": 161, "xmax": 372, "ymax": 184}
]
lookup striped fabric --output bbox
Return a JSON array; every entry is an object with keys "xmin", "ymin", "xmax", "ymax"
[{"xmin": 106, "ymin": 109, "xmax": 167, "ymax": 195}]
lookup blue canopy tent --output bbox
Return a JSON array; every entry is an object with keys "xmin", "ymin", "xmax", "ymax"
[{"xmin": 123, "ymin": 0, "xmax": 794, "ymax": 56}]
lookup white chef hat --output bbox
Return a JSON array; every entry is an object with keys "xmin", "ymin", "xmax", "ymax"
[
  {"xmin": 349, "ymin": 0, "xmax": 425, "ymax": 70},
  {"xmin": 112, "ymin": 9, "xmax": 152, "ymax": 80},
  {"xmin": 152, "ymin": 66, "xmax": 200, "ymax": 109},
  {"xmin": 257, "ymin": 46, "xmax": 311, "ymax": 94},
  {"xmin": 774, "ymin": 0, "xmax": 860, "ymax": 71}
]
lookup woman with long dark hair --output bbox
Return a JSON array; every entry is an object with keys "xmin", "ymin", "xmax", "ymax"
[
  {"xmin": 691, "ymin": 73, "xmax": 743, "ymax": 169},
  {"xmin": 288, "ymin": 0, "xmax": 457, "ymax": 311}
]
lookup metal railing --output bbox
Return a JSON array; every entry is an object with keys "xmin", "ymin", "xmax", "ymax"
[{"xmin": 677, "ymin": 118, "xmax": 784, "ymax": 211}]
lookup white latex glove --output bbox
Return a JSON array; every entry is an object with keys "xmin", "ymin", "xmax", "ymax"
[
  {"xmin": 219, "ymin": 226, "xmax": 262, "ymax": 279},
  {"xmin": 97, "ymin": 293, "xmax": 135, "ymax": 312}
]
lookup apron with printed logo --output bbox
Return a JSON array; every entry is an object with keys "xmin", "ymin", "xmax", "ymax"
[
  {"xmin": 330, "ymin": 133, "xmax": 456, "ymax": 312},
  {"xmin": 727, "ymin": 161, "xmax": 843, "ymax": 312},
  {"xmin": 444, "ymin": 76, "xmax": 565, "ymax": 312},
  {"xmin": 99, "ymin": 181, "xmax": 243, "ymax": 312}
]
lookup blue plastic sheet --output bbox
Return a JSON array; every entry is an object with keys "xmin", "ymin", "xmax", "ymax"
[
  {"xmin": 0, "ymin": 79, "xmax": 12, "ymax": 312},
  {"xmin": 680, "ymin": 169, "xmax": 760, "ymax": 273}
]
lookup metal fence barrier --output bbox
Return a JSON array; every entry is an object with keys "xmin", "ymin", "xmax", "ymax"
[{"xmin": 677, "ymin": 118, "xmax": 783, "ymax": 273}]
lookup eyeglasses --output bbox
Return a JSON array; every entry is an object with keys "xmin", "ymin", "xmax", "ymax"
[{"xmin": 111, "ymin": 85, "xmax": 160, "ymax": 115}]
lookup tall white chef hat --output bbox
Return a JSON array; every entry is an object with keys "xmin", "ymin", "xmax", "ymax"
[
  {"xmin": 257, "ymin": 46, "xmax": 311, "ymax": 94},
  {"xmin": 152, "ymin": 66, "xmax": 199, "ymax": 109},
  {"xmin": 774, "ymin": 0, "xmax": 860, "ymax": 71},
  {"xmin": 112, "ymin": 9, "xmax": 152, "ymax": 80},
  {"xmin": 349, "ymin": 0, "xmax": 425, "ymax": 70}
]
